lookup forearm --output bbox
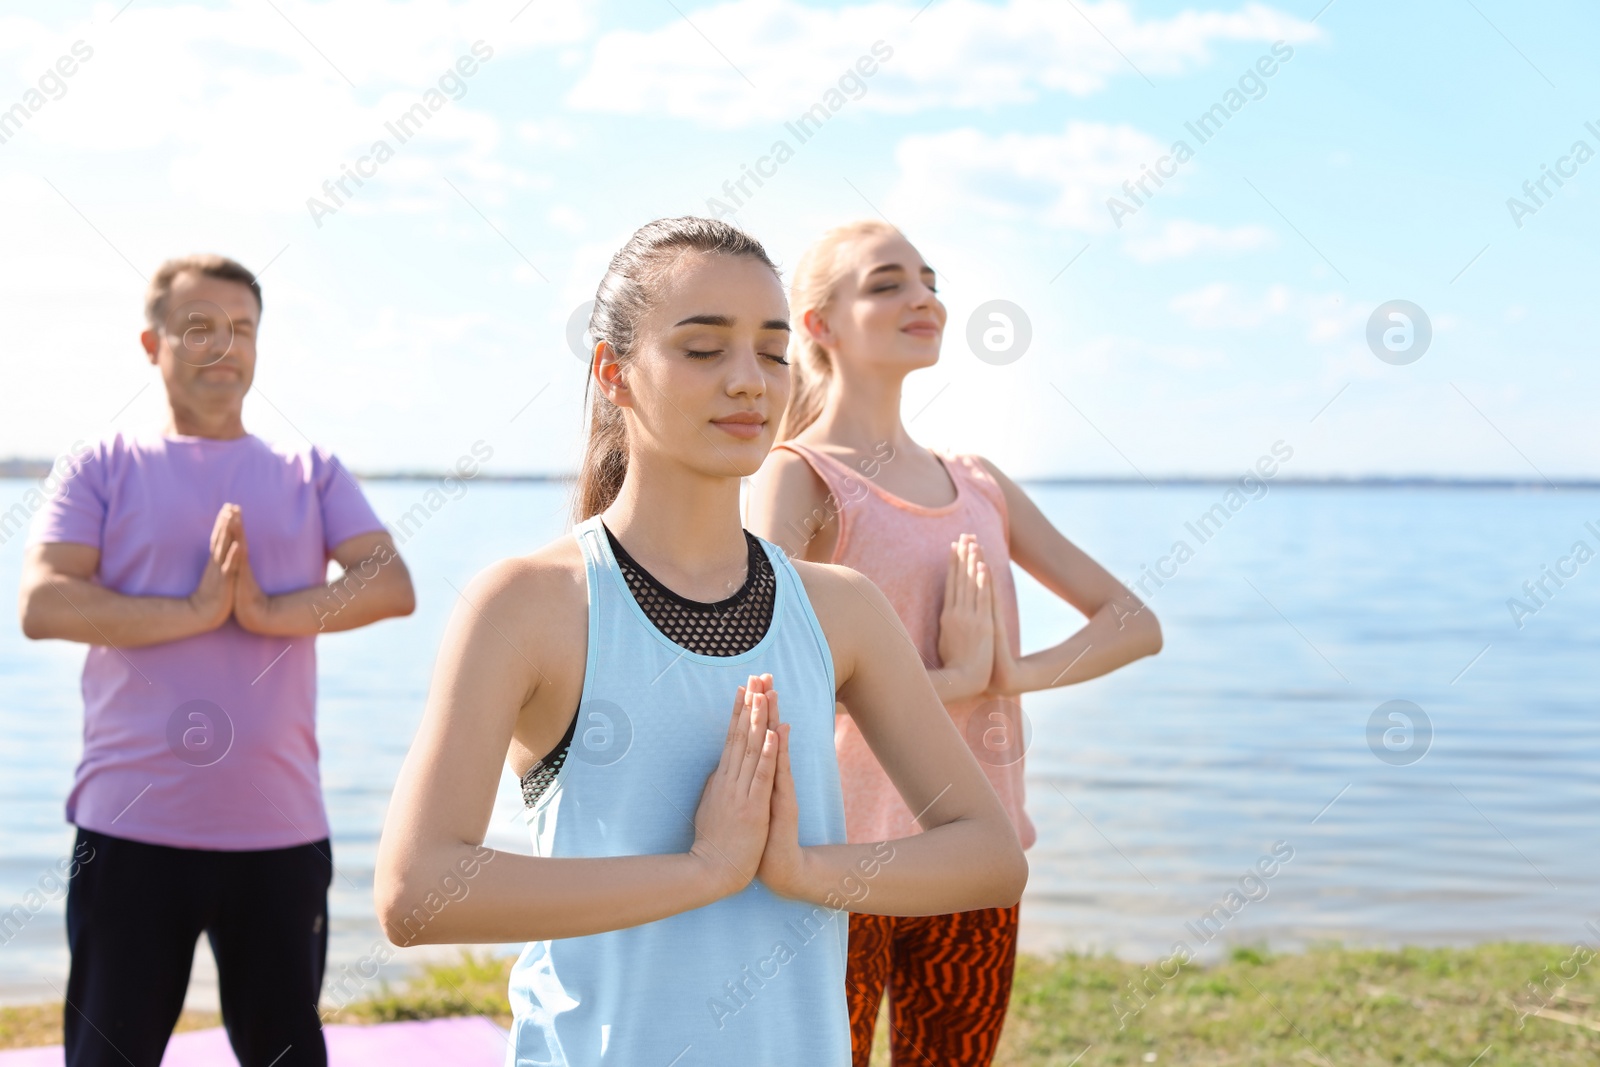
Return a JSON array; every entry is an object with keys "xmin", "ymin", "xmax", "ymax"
[
  {"xmin": 376, "ymin": 839, "xmax": 725, "ymax": 946},
  {"xmin": 20, "ymin": 573, "xmax": 212, "ymax": 647},
  {"xmin": 998, "ymin": 600, "xmax": 1162, "ymax": 696},
  {"xmin": 788, "ymin": 815, "xmax": 1026, "ymax": 916},
  {"xmin": 925, "ymin": 662, "xmax": 985, "ymax": 706},
  {"xmin": 250, "ymin": 574, "xmax": 413, "ymax": 636}
]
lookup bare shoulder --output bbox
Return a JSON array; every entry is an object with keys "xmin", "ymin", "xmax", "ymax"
[
  {"xmin": 971, "ymin": 453, "xmax": 1021, "ymax": 494},
  {"xmin": 970, "ymin": 453, "xmax": 1036, "ymax": 520},
  {"xmin": 453, "ymin": 533, "xmax": 588, "ymax": 669},
  {"xmin": 761, "ymin": 446, "xmax": 827, "ymax": 490},
  {"xmin": 789, "ymin": 556, "xmax": 861, "ymax": 616},
  {"xmin": 469, "ymin": 533, "xmax": 583, "ymax": 599},
  {"xmin": 749, "ymin": 446, "xmax": 834, "ymax": 559},
  {"xmin": 749, "ymin": 447, "xmax": 830, "ymax": 518},
  {"xmin": 788, "ymin": 557, "xmax": 912, "ymax": 686}
]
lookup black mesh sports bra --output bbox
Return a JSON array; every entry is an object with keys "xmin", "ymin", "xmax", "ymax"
[{"xmin": 519, "ymin": 521, "xmax": 776, "ymax": 807}]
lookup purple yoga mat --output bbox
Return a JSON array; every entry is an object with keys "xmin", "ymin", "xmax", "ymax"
[{"xmin": 0, "ymin": 1017, "xmax": 510, "ymax": 1066}]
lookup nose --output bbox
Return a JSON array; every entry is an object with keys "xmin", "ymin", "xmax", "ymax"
[{"xmin": 725, "ymin": 343, "xmax": 767, "ymax": 398}]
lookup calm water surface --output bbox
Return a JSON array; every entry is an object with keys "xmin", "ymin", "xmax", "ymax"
[{"xmin": 1, "ymin": 478, "xmax": 1596, "ymax": 1002}]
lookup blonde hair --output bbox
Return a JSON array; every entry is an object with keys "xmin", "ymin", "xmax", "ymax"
[
  {"xmin": 572, "ymin": 216, "xmax": 779, "ymax": 523},
  {"xmin": 775, "ymin": 219, "xmax": 903, "ymax": 442}
]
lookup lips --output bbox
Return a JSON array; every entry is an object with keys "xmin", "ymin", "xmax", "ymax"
[
  {"xmin": 711, "ymin": 412, "xmax": 765, "ymax": 439},
  {"xmin": 902, "ymin": 321, "xmax": 940, "ymax": 337}
]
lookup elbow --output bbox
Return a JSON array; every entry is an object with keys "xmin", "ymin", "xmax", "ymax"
[
  {"xmin": 1118, "ymin": 597, "xmax": 1162, "ymax": 659},
  {"xmin": 374, "ymin": 873, "xmax": 440, "ymax": 948},
  {"xmin": 1143, "ymin": 612, "xmax": 1164, "ymax": 657},
  {"xmin": 373, "ymin": 852, "xmax": 429, "ymax": 947},
  {"xmin": 980, "ymin": 822, "xmax": 1029, "ymax": 908},
  {"xmin": 386, "ymin": 566, "xmax": 417, "ymax": 619},
  {"xmin": 1107, "ymin": 596, "xmax": 1161, "ymax": 661},
  {"xmin": 372, "ymin": 868, "xmax": 407, "ymax": 944},
  {"xmin": 374, "ymin": 838, "xmax": 490, "ymax": 947},
  {"xmin": 19, "ymin": 591, "xmax": 52, "ymax": 641},
  {"xmin": 997, "ymin": 848, "xmax": 1029, "ymax": 908}
]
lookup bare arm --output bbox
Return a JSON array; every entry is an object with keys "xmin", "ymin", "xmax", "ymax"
[
  {"xmin": 746, "ymin": 450, "xmax": 991, "ymax": 704},
  {"xmin": 18, "ymin": 505, "xmax": 239, "ymax": 647},
  {"xmin": 978, "ymin": 457, "xmax": 1162, "ymax": 697},
  {"xmin": 760, "ymin": 563, "xmax": 1028, "ymax": 916},
  {"xmin": 373, "ymin": 550, "xmax": 781, "ymax": 946},
  {"xmin": 233, "ymin": 523, "xmax": 416, "ymax": 636}
]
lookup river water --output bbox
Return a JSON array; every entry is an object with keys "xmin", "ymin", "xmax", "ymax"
[{"xmin": 1, "ymin": 478, "xmax": 1595, "ymax": 1004}]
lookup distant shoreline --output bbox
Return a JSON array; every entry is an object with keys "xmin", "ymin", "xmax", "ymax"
[
  {"xmin": 2, "ymin": 459, "xmax": 1596, "ymax": 489},
  {"xmin": 358, "ymin": 473, "xmax": 1600, "ymax": 489}
]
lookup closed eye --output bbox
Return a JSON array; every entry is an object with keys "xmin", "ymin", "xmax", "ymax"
[{"xmin": 687, "ymin": 349, "xmax": 790, "ymax": 365}]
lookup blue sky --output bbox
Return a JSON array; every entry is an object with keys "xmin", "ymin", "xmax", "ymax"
[{"xmin": 0, "ymin": 0, "xmax": 1595, "ymax": 479}]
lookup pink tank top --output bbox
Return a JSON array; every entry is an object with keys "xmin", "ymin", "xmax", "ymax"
[{"xmin": 773, "ymin": 441, "xmax": 1037, "ymax": 851}]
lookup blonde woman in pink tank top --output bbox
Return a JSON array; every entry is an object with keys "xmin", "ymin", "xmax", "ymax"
[{"xmin": 747, "ymin": 220, "xmax": 1164, "ymax": 1066}]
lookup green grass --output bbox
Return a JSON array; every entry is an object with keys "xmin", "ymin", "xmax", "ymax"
[
  {"xmin": 331, "ymin": 950, "xmax": 514, "ymax": 1026},
  {"xmin": 5, "ymin": 943, "xmax": 1598, "ymax": 1064},
  {"xmin": 981, "ymin": 942, "xmax": 1600, "ymax": 1066}
]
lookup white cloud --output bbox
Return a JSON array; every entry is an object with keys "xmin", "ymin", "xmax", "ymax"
[
  {"xmin": 567, "ymin": 0, "xmax": 1319, "ymax": 128},
  {"xmin": 1121, "ymin": 219, "xmax": 1275, "ymax": 262},
  {"xmin": 1072, "ymin": 333, "xmax": 1230, "ymax": 372},
  {"xmin": 2, "ymin": 2, "xmax": 591, "ymax": 211},
  {"xmin": 1169, "ymin": 282, "xmax": 1293, "ymax": 329},
  {"xmin": 547, "ymin": 205, "xmax": 585, "ymax": 234},
  {"xmin": 328, "ymin": 306, "xmax": 493, "ymax": 413},
  {"xmin": 517, "ymin": 118, "xmax": 579, "ymax": 149},
  {"xmin": 1169, "ymin": 284, "xmax": 1366, "ymax": 352},
  {"xmin": 884, "ymin": 121, "xmax": 1165, "ymax": 231}
]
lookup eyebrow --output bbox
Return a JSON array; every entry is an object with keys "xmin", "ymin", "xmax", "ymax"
[
  {"xmin": 673, "ymin": 314, "xmax": 790, "ymax": 331},
  {"xmin": 863, "ymin": 263, "xmax": 937, "ymax": 279}
]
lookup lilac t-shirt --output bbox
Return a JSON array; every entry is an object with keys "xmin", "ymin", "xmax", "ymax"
[{"xmin": 29, "ymin": 432, "xmax": 386, "ymax": 851}]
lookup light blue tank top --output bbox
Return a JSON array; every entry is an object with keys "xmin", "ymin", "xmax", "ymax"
[{"xmin": 506, "ymin": 514, "xmax": 852, "ymax": 1066}]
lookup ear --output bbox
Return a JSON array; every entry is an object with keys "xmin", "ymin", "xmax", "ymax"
[
  {"xmin": 593, "ymin": 340, "xmax": 632, "ymax": 409},
  {"xmin": 801, "ymin": 307, "xmax": 834, "ymax": 349},
  {"xmin": 140, "ymin": 328, "xmax": 160, "ymax": 366}
]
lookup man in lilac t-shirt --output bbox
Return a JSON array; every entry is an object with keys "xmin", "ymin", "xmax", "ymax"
[{"xmin": 19, "ymin": 254, "xmax": 415, "ymax": 1067}]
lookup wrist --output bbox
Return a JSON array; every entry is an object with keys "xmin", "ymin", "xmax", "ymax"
[
  {"xmin": 791, "ymin": 847, "xmax": 822, "ymax": 903},
  {"xmin": 760, "ymin": 846, "xmax": 818, "ymax": 904},
  {"xmin": 254, "ymin": 593, "xmax": 280, "ymax": 633},
  {"xmin": 186, "ymin": 594, "xmax": 224, "ymax": 633},
  {"xmin": 238, "ymin": 590, "xmax": 281, "ymax": 634},
  {"xmin": 686, "ymin": 844, "xmax": 744, "ymax": 904},
  {"xmin": 981, "ymin": 671, "xmax": 1011, "ymax": 700},
  {"xmin": 937, "ymin": 661, "xmax": 981, "ymax": 704},
  {"xmin": 987, "ymin": 658, "xmax": 1024, "ymax": 699}
]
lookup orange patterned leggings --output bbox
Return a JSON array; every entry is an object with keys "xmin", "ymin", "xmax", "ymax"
[{"xmin": 845, "ymin": 904, "xmax": 1020, "ymax": 1066}]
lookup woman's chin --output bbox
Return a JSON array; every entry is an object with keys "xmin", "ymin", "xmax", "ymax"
[{"xmin": 689, "ymin": 438, "xmax": 771, "ymax": 479}]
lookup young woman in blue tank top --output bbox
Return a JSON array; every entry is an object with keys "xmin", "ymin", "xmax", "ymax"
[{"xmin": 375, "ymin": 217, "xmax": 1028, "ymax": 1066}]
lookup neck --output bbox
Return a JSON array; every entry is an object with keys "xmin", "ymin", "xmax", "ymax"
[
  {"xmin": 601, "ymin": 451, "xmax": 749, "ymax": 582},
  {"xmin": 806, "ymin": 353, "xmax": 917, "ymax": 456},
  {"xmin": 164, "ymin": 398, "xmax": 247, "ymax": 440}
]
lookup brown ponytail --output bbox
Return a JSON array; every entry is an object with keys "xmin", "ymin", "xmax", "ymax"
[
  {"xmin": 775, "ymin": 219, "xmax": 903, "ymax": 442},
  {"xmin": 572, "ymin": 217, "xmax": 780, "ymax": 523}
]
